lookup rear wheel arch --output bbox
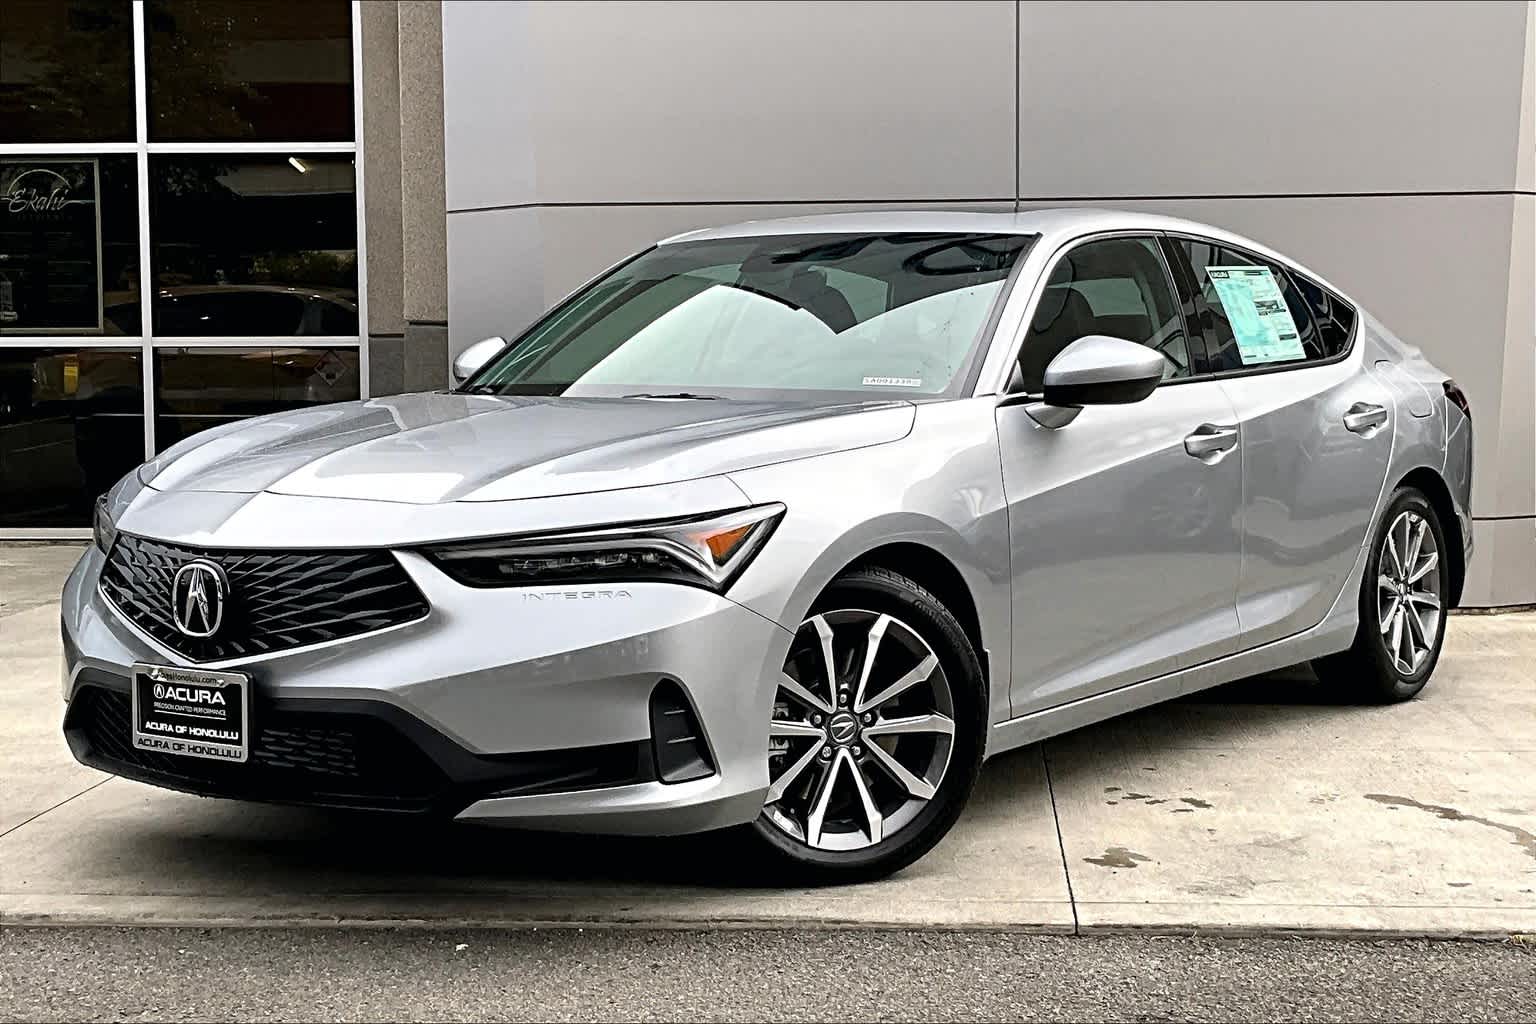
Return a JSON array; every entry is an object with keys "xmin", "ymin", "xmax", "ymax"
[{"xmin": 1394, "ymin": 467, "xmax": 1464, "ymax": 608}]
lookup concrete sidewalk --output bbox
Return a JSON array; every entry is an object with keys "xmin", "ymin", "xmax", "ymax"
[{"xmin": 3, "ymin": 544, "xmax": 1533, "ymax": 937}]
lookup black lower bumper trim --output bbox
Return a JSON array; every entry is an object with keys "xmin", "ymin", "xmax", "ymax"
[{"xmin": 64, "ymin": 671, "xmax": 655, "ymax": 815}]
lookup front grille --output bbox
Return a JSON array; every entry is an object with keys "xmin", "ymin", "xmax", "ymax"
[
  {"xmin": 67, "ymin": 687, "xmax": 447, "ymax": 810},
  {"xmin": 100, "ymin": 533, "xmax": 429, "ymax": 662}
]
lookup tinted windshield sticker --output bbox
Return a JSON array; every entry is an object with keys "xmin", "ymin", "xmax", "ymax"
[
  {"xmin": 1205, "ymin": 266, "xmax": 1305, "ymax": 365},
  {"xmin": 862, "ymin": 376, "xmax": 923, "ymax": 387}
]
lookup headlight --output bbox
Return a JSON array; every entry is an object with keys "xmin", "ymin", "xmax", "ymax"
[
  {"xmin": 92, "ymin": 494, "xmax": 117, "ymax": 554},
  {"xmin": 422, "ymin": 504, "xmax": 785, "ymax": 592}
]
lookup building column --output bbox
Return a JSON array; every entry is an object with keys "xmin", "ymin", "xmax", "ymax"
[{"xmin": 360, "ymin": 0, "xmax": 448, "ymax": 397}]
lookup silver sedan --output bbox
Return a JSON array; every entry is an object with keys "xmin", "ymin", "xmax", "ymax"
[{"xmin": 64, "ymin": 210, "xmax": 1472, "ymax": 881}]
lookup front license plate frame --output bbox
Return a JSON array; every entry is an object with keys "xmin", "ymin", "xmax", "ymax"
[{"xmin": 130, "ymin": 663, "xmax": 250, "ymax": 763}]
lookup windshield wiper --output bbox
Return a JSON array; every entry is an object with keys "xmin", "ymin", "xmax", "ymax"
[{"xmin": 622, "ymin": 392, "xmax": 723, "ymax": 400}]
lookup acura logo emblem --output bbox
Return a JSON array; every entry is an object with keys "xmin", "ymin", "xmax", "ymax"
[
  {"xmin": 171, "ymin": 560, "xmax": 227, "ymax": 638},
  {"xmin": 828, "ymin": 711, "xmax": 859, "ymax": 745}
]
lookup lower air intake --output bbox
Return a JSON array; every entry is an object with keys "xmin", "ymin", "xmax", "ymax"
[{"xmin": 649, "ymin": 680, "xmax": 715, "ymax": 784}]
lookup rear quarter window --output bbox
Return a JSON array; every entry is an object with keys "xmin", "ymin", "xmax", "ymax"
[{"xmin": 1288, "ymin": 272, "xmax": 1356, "ymax": 357}]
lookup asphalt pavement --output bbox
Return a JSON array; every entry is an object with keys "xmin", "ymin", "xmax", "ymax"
[{"xmin": 2, "ymin": 927, "xmax": 1533, "ymax": 1022}]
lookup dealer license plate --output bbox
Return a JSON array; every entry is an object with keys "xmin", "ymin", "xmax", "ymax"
[{"xmin": 131, "ymin": 663, "xmax": 249, "ymax": 763}]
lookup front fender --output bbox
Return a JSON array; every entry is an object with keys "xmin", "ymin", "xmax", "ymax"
[{"xmin": 725, "ymin": 399, "xmax": 1012, "ymax": 725}]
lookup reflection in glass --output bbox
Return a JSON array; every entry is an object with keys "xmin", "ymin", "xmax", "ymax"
[
  {"xmin": 153, "ymin": 347, "xmax": 359, "ymax": 450},
  {"xmin": 146, "ymin": 0, "xmax": 353, "ymax": 142},
  {"xmin": 467, "ymin": 233, "xmax": 1033, "ymax": 398},
  {"xmin": 1171, "ymin": 239, "xmax": 1320, "ymax": 372},
  {"xmin": 1019, "ymin": 236, "xmax": 1187, "ymax": 392},
  {"xmin": 150, "ymin": 155, "xmax": 357, "ymax": 336},
  {"xmin": 0, "ymin": 0, "xmax": 135, "ymax": 143},
  {"xmin": 0, "ymin": 348, "xmax": 143, "ymax": 525},
  {"xmin": 1, "ymin": 155, "xmax": 141, "ymax": 336}
]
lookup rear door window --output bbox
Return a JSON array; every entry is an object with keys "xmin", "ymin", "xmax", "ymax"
[{"xmin": 1167, "ymin": 237, "xmax": 1328, "ymax": 373}]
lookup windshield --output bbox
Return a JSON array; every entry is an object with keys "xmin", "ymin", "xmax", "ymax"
[{"xmin": 464, "ymin": 231, "xmax": 1036, "ymax": 399}]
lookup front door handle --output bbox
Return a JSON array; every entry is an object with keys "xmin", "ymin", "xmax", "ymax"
[
  {"xmin": 1184, "ymin": 423, "xmax": 1239, "ymax": 462},
  {"xmin": 1343, "ymin": 402, "xmax": 1389, "ymax": 435}
]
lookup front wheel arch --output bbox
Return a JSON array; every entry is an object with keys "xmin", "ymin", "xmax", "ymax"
[
  {"xmin": 744, "ymin": 564, "xmax": 988, "ymax": 881},
  {"xmin": 842, "ymin": 542, "xmax": 988, "ymax": 695}
]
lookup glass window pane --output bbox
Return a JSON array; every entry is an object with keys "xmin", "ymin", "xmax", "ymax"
[
  {"xmin": 0, "ymin": 347, "xmax": 144, "ymax": 525},
  {"xmin": 471, "ymin": 233, "xmax": 1034, "ymax": 398},
  {"xmin": 1018, "ymin": 237, "xmax": 1188, "ymax": 392},
  {"xmin": 0, "ymin": 0, "xmax": 135, "ymax": 143},
  {"xmin": 1, "ymin": 155, "xmax": 142, "ymax": 336},
  {"xmin": 146, "ymin": 0, "xmax": 354, "ymax": 142},
  {"xmin": 1289, "ymin": 271, "xmax": 1357, "ymax": 358},
  {"xmin": 149, "ymin": 155, "xmax": 358, "ymax": 337},
  {"xmin": 153, "ymin": 346, "xmax": 359, "ymax": 451},
  {"xmin": 1172, "ymin": 239, "xmax": 1322, "ymax": 372}
]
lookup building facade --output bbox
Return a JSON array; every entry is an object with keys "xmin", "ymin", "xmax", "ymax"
[
  {"xmin": 3, "ymin": 1, "xmax": 1532, "ymax": 607},
  {"xmin": 439, "ymin": 0, "xmax": 1535, "ymax": 608},
  {"xmin": 0, "ymin": 0, "xmax": 450, "ymax": 530}
]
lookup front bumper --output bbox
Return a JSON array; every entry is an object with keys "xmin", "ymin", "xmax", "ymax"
[{"xmin": 61, "ymin": 543, "xmax": 792, "ymax": 834}]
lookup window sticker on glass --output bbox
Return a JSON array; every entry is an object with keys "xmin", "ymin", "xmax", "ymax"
[
  {"xmin": 862, "ymin": 376, "xmax": 923, "ymax": 388},
  {"xmin": 1205, "ymin": 266, "xmax": 1305, "ymax": 365}
]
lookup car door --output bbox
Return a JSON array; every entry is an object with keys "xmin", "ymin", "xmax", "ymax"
[
  {"xmin": 996, "ymin": 234, "xmax": 1244, "ymax": 717},
  {"xmin": 1166, "ymin": 235, "xmax": 1392, "ymax": 647}
]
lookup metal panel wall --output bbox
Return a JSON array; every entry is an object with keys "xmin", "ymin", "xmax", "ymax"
[{"xmin": 439, "ymin": 0, "xmax": 1536, "ymax": 605}]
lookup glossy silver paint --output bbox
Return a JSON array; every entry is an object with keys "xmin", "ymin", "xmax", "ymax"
[{"xmin": 61, "ymin": 209, "xmax": 1473, "ymax": 836}]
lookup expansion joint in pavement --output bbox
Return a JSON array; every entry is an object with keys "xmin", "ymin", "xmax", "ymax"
[{"xmin": 1041, "ymin": 742, "xmax": 1079, "ymax": 935}]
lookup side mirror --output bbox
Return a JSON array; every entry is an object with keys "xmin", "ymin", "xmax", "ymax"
[
  {"xmin": 1042, "ymin": 335, "xmax": 1165, "ymax": 408},
  {"xmin": 1002, "ymin": 335, "xmax": 1166, "ymax": 428},
  {"xmin": 451, "ymin": 336, "xmax": 507, "ymax": 386}
]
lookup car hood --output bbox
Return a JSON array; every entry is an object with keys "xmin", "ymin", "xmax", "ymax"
[{"xmin": 139, "ymin": 392, "xmax": 916, "ymax": 504}]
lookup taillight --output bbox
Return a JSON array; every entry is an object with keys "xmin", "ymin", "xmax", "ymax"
[{"xmin": 1443, "ymin": 380, "xmax": 1471, "ymax": 419}]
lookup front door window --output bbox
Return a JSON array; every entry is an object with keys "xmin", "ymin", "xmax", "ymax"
[{"xmin": 1017, "ymin": 236, "xmax": 1190, "ymax": 392}]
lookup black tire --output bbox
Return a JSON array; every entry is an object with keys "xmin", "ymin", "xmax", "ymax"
[
  {"xmin": 742, "ymin": 566, "xmax": 987, "ymax": 884},
  {"xmin": 1312, "ymin": 487, "xmax": 1449, "ymax": 703}
]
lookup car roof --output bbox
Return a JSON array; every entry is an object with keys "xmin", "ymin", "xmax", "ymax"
[{"xmin": 659, "ymin": 208, "xmax": 1355, "ymax": 305}]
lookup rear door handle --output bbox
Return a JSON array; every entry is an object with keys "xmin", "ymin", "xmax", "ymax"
[
  {"xmin": 1184, "ymin": 423, "xmax": 1239, "ymax": 462},
  {"xmin": 1343, "ymin": 402, "xmax": 1389, "ymax": 435}
]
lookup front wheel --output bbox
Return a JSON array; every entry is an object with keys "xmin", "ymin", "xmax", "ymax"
[
  {"xmin": 745, "ymin": 567, "xmax": 986, "ymax": 883},
  {"xmin": 1313, "ymin": 487, "xmax": 1449, "ymax": 702}
]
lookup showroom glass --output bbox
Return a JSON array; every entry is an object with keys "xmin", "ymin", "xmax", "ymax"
[
  {"xmin": 1016, "ymin": 236, "xmax": 1187, "ymax": 393},
  {"xmin": 0, "ymin": 1, "xmax": 136, "ymax": 143},
  {"xmin": 0, "ymin": 2, "xmax": 361, "ymax": 533},
  {"xmin": 1168, "ymin": 238, "xmax": 1328, "ymax": 372},
  {"xmin": 153, "ymin": 346, "xmax": 359, "ymax": 450},
  {"xmin": 149, "ymin": 155, "xmax": 358, "ymax": 336},
  {"xmin": 146, "ymin": 0, "xmax": 354, "ymax": 142},
  {"xmin": 0, "ymin": 156, "xmax": 142, "ymax": 336},
  {"xmin": 467, "ymin": 233, "xmax": 1034, "ymax": 398},
  {"xmin": 0, "ymin": 348, "xmax": 144, "ymax": 526}
]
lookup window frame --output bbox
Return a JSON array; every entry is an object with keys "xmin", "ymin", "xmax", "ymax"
[
  {"xmin": 0, "ymin": 0, "xmax": 366, "ymax": 537},
  {"xmin": 1160, "ymin": 231, "xmax": 1359, "ymax": 382},
  {"xmin": 999, "ymin": 229, "xmax": 1202, "ymax": 396}
]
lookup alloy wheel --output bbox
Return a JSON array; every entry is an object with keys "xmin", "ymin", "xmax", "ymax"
[
  {"xmin": 764, "ymin": 609, "xmax": 955, "ymax": 852},
  {"xmin": 1377, "ymin": 509, "xmax": 1442, "ymax": 676}
]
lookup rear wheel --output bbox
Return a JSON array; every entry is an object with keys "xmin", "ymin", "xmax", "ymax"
[
  {"xmin": 746, "ymin": 567, "xmax": 985, "ymax": 882},
  {"xmin": 1313, "ymin": 487, "xmax": 1448, "ymax": 702}
]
